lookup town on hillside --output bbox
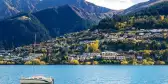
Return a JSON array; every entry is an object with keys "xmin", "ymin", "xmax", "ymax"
[{"xmin": 0, "ymin": 25, "xmax": 168, "ymax": 65}]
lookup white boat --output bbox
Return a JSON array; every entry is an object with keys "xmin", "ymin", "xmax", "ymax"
[{"xmin": 20, "ymin": 76, "xmax": 54, "ymax": 84}]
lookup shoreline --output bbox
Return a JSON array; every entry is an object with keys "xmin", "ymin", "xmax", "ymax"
[{"xmin": 0, "ymin": 64, "xmax": 167, "ymax": 66}]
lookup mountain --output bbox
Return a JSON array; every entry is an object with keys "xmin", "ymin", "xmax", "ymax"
[
  {"xmin": 0, "ymin": 5, "xmax": 93, "ymax": 49},
  {"xmin": 33, "ymin": 5, "xmax": 93, "ymax": 37},
  {"xmin": 36, "ymin": 0, "xmax": 111, "ymax": 13},
  {"xmin": 120, "ymin": 0, "xmax": 168, "ymax": 15},
  {"xmin": 0, "ymin": 0, "xmax": 40, "ymax": 19},
  {"xmin": 0, "ymin": 0, "xmax": 113, "ymax": 19},
  {"xmin": 0, "ymin": 13, "xmax": 50, "ymax": 48}
]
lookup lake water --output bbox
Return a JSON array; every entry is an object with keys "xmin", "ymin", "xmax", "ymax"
[{"xmin": 0, "ymin": 65, "xmax": 168, "ymax": 84}]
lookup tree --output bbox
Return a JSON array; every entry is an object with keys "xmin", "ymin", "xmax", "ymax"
[
  {"xmin": 132, "ymin": 59, "xmax": 138, "ymax": 65},
  {"xmin": 24, "ymin": 61, "xmax": 32, "ymax": 65},
  {"xmin": 155, "ymin": 60, "xmax": 165, "ymax": 65},
  {"xmin": 87, "ymin": 40, "xmax": 100, "ymax": 52},
  {"xmin": 93, "ymin": 61, "xmax": 99, "ymax": 65},
  {"xmin": 70, "ymin": 60, "xmax": 79, "ymax": 65},
  {"xmin": 160, "ymin": 15, "xmax": 165, "ymax": 21},
  {"xmin": 121, "ymin": 59, "xmax": 128, "ymax": 65},
  {"xmin": 98, "ymin": 18, "xmax": 116, "ymax": 30},
  {"xmin": 24, "ymin": 59, "xmax": 46, "ymax": 65},
  {"xmin": 85, "ymin": 62, "xmax": 92, "ymax": 65},
  {"xmin": 142, "ymin": 59, "xmax": 149, "ymax": 65},
  {"xmin": 159, "ymin": 61, "xmax": 166, "ymax": 65},
  {"xmin": 143, "ymin": 50, "xmax": 152, "ymax": 58},
  {"xmin": 142, "ymin": 58, "xmax": 154, "ymax": 65}
]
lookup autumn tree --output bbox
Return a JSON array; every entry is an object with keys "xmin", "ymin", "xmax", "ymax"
[{"xmin": 70, "ymin": 60, "xmax": 79, "ymax": 65}]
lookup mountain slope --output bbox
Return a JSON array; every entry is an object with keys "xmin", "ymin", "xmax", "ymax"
[
  {"xmin": 0, "ymin": 0, "xmax": 113, "ymax": 19},
  {"xmin": 0, "ymin": 13, "xmax": 50, "ymax": 49},
  {"xmin": 36, "ymin": 0, "xmax": 111, "ymax": 13},
  {"xmin": 120, "ymin": 0, "xmax": 168, "ymax": 15},
  {"xmin": 33, "ymin": 5, "xmax": 93, "ymax": 37},
  {"xmin": 0, "ymin": 0, "xmax": 40, "ymax": 19},
  {"xmin": 0, "ymin": 5, "xmax": 94, "ymax": 48}
]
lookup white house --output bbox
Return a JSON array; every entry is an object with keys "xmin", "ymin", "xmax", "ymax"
[{"xmin": 101, "ymin": 51, "xmax": 119, "ymax": 60}]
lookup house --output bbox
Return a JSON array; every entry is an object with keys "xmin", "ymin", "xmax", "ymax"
[
  {"xmin": 68, "ymin": 54, "xmax": 79, "ymax": 61},
  {"xmin": 139, "ymin": 33, "xmax": 144, "ymax": 36},
  {"xmin": 137, "ymin": 56, "xmax": 143, "ymax": 60},
  {"xmin": 116, "ymin": 55, "xmax": 125, "ymax": 60},
  {"xmin": 101, "ymin": 51, "xmax": 119, "ymax": 60}
]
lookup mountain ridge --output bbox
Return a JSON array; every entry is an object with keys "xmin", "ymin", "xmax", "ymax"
[
  {"xmin": 120, "ymin": 0, "xmax": 168, "ymax": 15},
  {"xmin": 0, "ymin": 5, "xmax": 94, "ymax": 49},
  {"xmin": 0, "ymin": 0, "xmax": 114, "ymax": 19}
]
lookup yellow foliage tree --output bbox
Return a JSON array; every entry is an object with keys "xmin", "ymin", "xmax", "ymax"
[
  {"xmin": 121, "ymin": 59, "xmax": 128, "ymax": 65},
  {"xmin": 25, "ymin": 61, "xmax": 32, "ymax": 65},
  {"xmin": 160, "ymin": 15, "xmax": 165, "ymax": 21},
  {"xmin": 115, "ymin": 22, "xmax": 127, "ymax": 29},
  {"xmin": 93, "ymin": 61, "xmax": 99, "ymax": 65},
  {"xmin": 156, "ymin": 61, "xmax": 166, "ymax": 65},
  {"xmin": 142, "ymin": 59, "xmax": 154, "ymax": 65},
  {"xmin": 24, "ymin": 59, "xmax": 46, "ymax": 65},
  {"xmin": 70, "ymin": 60, "xmax": 79, "ymax": 65},
  {"xmin": 143, "ymin": 50, "xmax": 152, "ymax": 58},
  {"xmin": 163, "ymin": 33, "xmax": 167, "ymax": 39},
  {"xmin": 7, "ymin": 62, "xmax": 15, "ymax": 65},
  {"xmin": 0, "ymin": 61, "xmax": 4, "ymax": 64},
  {"xmin": 89, "ymin": 40, "xmax": 99, "ymax": 52},
  {"xmin": 159, "ymin": 61, "xmax": 165, "ymax": 65},
  {"xmin": 40, "ymin": 61, "xmax": 46, "ymax": 65},
  {"xmin": 85, "ymin": 62, "xmax": 91, "ymax": 65},
  {"xmin": 132, "ymin": 59, "xmax": 138, "ymax": 65},
  {"xmin": 142, "ymin": 59, "xmax": 149, "ymax": 65}
]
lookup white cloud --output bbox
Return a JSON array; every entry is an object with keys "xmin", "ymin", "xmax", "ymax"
[{"xmin": 86, "ymin": 0, "xmax": 149, "ymax": 10}]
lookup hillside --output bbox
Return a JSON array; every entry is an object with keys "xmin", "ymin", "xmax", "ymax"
[
  {"xmin": 33, "ymin": 5, "xmax": 93, "ymax": 37},
  {"xmin": 0, "ymin": 13, "xmax": 50, "ymax": 49},
  {"xmin": 0, "ymin": 5, "xmax": 94, "ymax": 49},
  {"xmin": 120, "ymin": 0, "xmax": 168, "ymax": 15},
  {"xmin": 36, "ymin": 0, "xmax": 111, "ymax": 13},
  {"xmin": 132, "ymin": 1, "xmax": 168, "ymax": 16},
  {"xmin": 0, "ymin": 0, "xmax": 40, "ymax": 19}
]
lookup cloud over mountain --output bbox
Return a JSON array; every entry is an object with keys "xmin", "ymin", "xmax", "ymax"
[{"xmin": 86, "ymin": 0, "xmax": 149, "ymax": 10}]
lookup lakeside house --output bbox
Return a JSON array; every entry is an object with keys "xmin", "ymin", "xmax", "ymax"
[
  {"xmin": 101, "ymin": 51, "xmax": 125, "ymax": 60},
  {"xmin": 68, "ymin": 53, "xmax": 101, "ymax": 61},
  {"xmin": 23, "ymin": 53, "xmax": 43, "ymax": 61}
]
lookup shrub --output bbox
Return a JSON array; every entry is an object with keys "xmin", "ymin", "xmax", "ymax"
[
  {"xmin": 93, "ymin": 61, "xmax": 99, "ymax": 65},
  {"xmin": 85, "ymin": 62, "xmax": 91, "ymax": 65}
]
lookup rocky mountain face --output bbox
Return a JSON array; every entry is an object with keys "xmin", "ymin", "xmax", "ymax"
[
  {"xmin": 120, "ymin": 0, "xmax": 168, "ymax": 15},
  {"xmin": 0, "ymin": 0, "xmax": 113, "ymax": 20},
  {"xmin": 0, "ymin": 0, "xmax": 40, "ymax": 19},
  {"xmin": 36, "ymin": 0, "xmax": 111, "ymax": 13}
]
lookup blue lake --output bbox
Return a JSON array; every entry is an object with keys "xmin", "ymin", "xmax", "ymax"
[{"xmin": 0, "ymin": 65, "xmax": 168, "ymax": 84}]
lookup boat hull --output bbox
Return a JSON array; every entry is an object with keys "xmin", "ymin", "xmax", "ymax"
[{"xmin": 20, "ymin": 79, "xmax": 54, "ymax": 84}]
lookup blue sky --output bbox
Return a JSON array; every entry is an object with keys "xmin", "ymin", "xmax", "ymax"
[{"xmin": 86, "ymin": 0, "xmax": 149, "ymax": 10}]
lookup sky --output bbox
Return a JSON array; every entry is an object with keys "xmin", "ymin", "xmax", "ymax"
[{"xmin": 86, "ymin": 0, "xmax": 149, "ymax": 10}]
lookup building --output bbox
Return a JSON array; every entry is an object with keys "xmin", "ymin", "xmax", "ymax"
[
  {"xmin": 101, "ymin": 51, "xmax": 119, "ymax": 60},
  {"xmin": 116, "ymin": 55, "xmax": 125, "ymax": 60}
]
